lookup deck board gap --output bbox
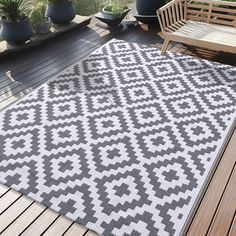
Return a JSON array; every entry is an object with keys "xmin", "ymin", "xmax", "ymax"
[
  {"xmin": 0, "ymin": 192, "xmax": 23, "ymax": 215},
  {"xmin": 40, "ymin": 214, "xmax": 61, "ymax": 236},
  {"xmin": 206, "ymin": 163, "xmax": 236, "ymax": 235},
  {"xmin": 0, "ymin": 200, "xmax": 35, "ymax": 234},
  {"xmin": 61, "ymin": 222, "xmax": 74, "ymax": 236},
  {"xmin": 0, "ymin": 186, "xmax": 10, "ymax": 198},
  {"xmin": 18, "ymin": 207, "xmax": 48, "ymax": 236}
]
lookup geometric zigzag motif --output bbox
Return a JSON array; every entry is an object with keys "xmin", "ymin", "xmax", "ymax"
[{"xmin": 0, "ymin": 39, "xmax": 236, "ymax": 236}]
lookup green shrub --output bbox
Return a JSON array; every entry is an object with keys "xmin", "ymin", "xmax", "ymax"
[
  {"xmin": 74, "ymin": 0, "xmax": 133, "ymax": 16},
  {"xmin": 74, "ymin": 0, "xmax": 98, "ymax": 16},
  {"xmin": 29, "ymin": 2, "xmax": 47, "ymax": 27},
  {"xmin": 47, "ymin": 0, "xmax": 72, "ymax": 4},
  {"xmin": 0, "ymin": 0, "xmax": 32, "ymax": 21}
]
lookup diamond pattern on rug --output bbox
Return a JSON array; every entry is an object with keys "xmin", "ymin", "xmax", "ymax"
[
  {"xmin": 84, "ymin": 90, "xmax": 122, "ymax": 113},
  {"xmin": 96, "ymin": 169, "xmax": 151, "ymax": 215},
  {"xmin": 148, "ymin": 60, "xmax": 180, "ymax": 77},
  {"xmin": 115, "ymin": 66, "xmax": 150, "ymax": 85},
  {"xmin": 47, "ymin": 77, "xmax": 81, "ymax": 98},
  {"xmin": 111, "ymin": 51, "xmax": 143, "ymax": 68},
  {"xmin": 154, "ymin": 75, "xmax": 190, "ymax": 96},
  {"xmin": 0, "ymin": 128, "xmax": 41, "ymax": 159},
  {"xmin": 0, "ymin": 39, "xmax": 236, "ymax": 236},
  {"xmin": 199, "ymin": 87, "xmax": 235, "ymax": 110},
  {"xmin": 46, "ymin": 96, "xmax": 83, "ymax": 121},
  {"xmin": 82, "ymin": 55, "xmax": 112, "ymax": 73},
  {"xmin": 44, "ymin": 119, "xmax": 86, "ymax": 152},
  {"xmin": 176, "ymin": 116, "xmax": 221, "ymax": 147},
  {"xmin": 91, "ymin": 136, "xmax": 139, "ymax": 172},
  {"xmin": 128, "ymin": 102, "xmax": 169, "ymax": 129},
  {"xmin": 187, "ymin": 69, "xmax": 223, "ymax": 89},
  {"xmin": 164, "ymin": 94, "xmax": 205, "ymax": 119},
  {"xmin": 3, "ymin": 104, "xmax": 42, "ymax": 130},
  {"xmin": 136, "ymin": 126, "xmax": 184, "ymax": 160},
  {"xmin": 83, "ymin": 71, "xmax": 116, "ymax": 91},
  {"xmin": 174, "ymin": 57, "xmax": 210, "ymax": 72},
  {"xmin": 120, "ymin": 82, "xmax": 157, "ymax": 105},
  {"xmin": 87, "ymin": 110, "xmax": 129, "ymax": 139}
]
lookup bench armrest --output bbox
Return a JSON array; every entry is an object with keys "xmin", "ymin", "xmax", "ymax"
[{"xmin": 157, "ymin": 0, "xmax": 187, "ymax": 34}]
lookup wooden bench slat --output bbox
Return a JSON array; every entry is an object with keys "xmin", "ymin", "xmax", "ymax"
[
  {"xmin": 211, "ymin": 12, "xmax": 236, "ymax": 20},
  {"xmin": 210, "ymin": 18, "xmax": 234, "ymax": 27},
  {"xmin": 187, "ymin": 9, "xmax": 208, "ymax": 15},
  {"xmin": 212, "ymin": 6, "xmax": 236, "ymax": 15},
  {"xmin": 188, "ymin": 3, "xmax": 210, "ymax": 10}
]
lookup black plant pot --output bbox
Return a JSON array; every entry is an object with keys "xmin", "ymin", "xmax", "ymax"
[
  {"xmin": 0, "ymin": 18, "xmax": 33, "ymax": 44},
  {"xmin": 46, "ymin": 1, "xmax": 76, "ymax": 25},
  {"xmin": 95, "ymin": 8, "xmax": 131, "ymax": 28},
  {"xmin": 136, "ymin": 0, "xmax": 165, "ymax": 15}
]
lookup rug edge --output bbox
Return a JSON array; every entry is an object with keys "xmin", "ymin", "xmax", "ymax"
[{"xmin": 180, "ymin": 114, "xmax": 236, "ymax": 236}]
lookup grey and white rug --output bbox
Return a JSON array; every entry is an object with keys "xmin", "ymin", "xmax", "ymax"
[{"xmin": 0, "ymin": 39, "xmax": 236, "ymax": 236}]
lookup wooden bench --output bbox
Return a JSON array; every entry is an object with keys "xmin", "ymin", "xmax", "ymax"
[{"xmin": 157, "ymin": 0, "xmax": 236, "ymax": 55}]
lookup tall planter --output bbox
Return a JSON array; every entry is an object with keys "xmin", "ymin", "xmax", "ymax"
[
  {"xmin": 136, "ymin": 0, "xmax": 165, "ymax": 15},
  {"xmin": 0, "ymin": 18, "xmax": 33, "ymax": 44},
  {"xmin": 46, "ymin": 1, "xmax": 75, "ymax": 25}
]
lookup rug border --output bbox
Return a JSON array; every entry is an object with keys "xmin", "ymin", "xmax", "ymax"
[{"xmin": 180, "ymin": 116, "xmax": 236, "ymax": 236}]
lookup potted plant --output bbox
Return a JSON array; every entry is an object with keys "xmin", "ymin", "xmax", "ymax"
[
  {"xmin": 30, "ymin": 2, "xmax": 51, "ymax": 35},
  {"xmin": 0, "ymin": 0, "xmax": 33, "ymax": 44},
  {"xmin": 136, "ymin": 0, "xmax": 165, "ymax": 15},
  {"xmin": 135, "ymin": 0, "xmax": 165, "ymax": 25},
  {"xmin": 95, "ymin": 0, "xmax": 130, "ymax": 27},
  {"xmin": 45, "ymin": 0, "xmax": 76, "ymax": 25}
]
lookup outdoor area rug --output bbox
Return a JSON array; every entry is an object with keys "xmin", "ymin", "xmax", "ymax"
[{"xmin": 0, "ymin": 39, "xmax": 236, "ymax": 236}]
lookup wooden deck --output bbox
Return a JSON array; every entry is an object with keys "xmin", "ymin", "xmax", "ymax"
[{"xmin": 0, "ymin": 17, "xmax": 236, "ymax": 236}]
